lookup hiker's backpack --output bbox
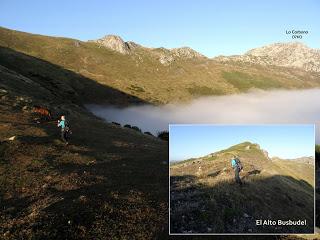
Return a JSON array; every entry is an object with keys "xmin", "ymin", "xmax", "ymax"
[
  {"xmin": 64, "ymin": 120, "xmax": 71, "ymax": 133},
  {"xmin": 235, "ymin": 158, "xmax": 243, "ymax": 171}
]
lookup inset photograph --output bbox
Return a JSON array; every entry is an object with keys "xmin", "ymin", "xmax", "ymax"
[{"xmin": 169, "ymin": 125, "xmax": 315, "ymax": 234}]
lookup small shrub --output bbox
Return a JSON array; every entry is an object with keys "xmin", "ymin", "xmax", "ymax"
[
  {"xmin": 112, "ymin": 122, "xmax": 121, "ymax": 126},
  {"xmin": 131, "ymin": 126, "xmax": 142, "ymax": 132},
  {"xmin": 157, "ymin": 131, "xmax": 169, "ymax": 141},
  {"xmin": 124, "ymin": 124, "xmax": 132, "ymax": 128}
]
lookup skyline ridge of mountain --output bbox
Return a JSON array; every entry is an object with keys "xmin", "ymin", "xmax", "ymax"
[
  {"xmin": 172, "ymin": 141, "xmax": 313, "ymax": 164},
  {"xmin": 90, "ymin": 33, "xmax": 320, "ymax": 72},
  {"xmin": 2, "ymin": 26, "xmax": 319, "ymax": 57},
  {"xmin": 1, "ymin": 26, "xmax": 320, "ymax": 104},
  {"xmin": 90, "ymin": 33, "xmax": 319, "ymax": 56}
]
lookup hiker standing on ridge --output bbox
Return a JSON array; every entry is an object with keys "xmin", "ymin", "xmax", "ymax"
[
  {"xmin": 57, "ymin": 115, "xmax": 70, "ymax": 145},
  {"xmin": 231, "ymin": 155, "xmax": 243, "ymax": 185}
]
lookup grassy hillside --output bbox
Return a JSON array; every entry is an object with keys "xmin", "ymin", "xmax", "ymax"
[
  {"xmin": 170, "ymin": 142, "xmax": 314, "ymax": 234},
  {"xmin": 0, "ymin": 51, "xmax": 170, "ymax": 239},
  {"xmin": 1, "ymin": 27, "xmax": 320, "ymax": 104}
]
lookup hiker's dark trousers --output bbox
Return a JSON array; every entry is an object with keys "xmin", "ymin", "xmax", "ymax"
[
  {"xmin": 234, "ymin": 167, "xmax": 242, "ymax": 184},
  {"xmin": 61, "ymin": 130, "xmax": 68, "ymax": 143}
]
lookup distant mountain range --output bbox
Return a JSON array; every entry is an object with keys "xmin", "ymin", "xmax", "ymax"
[
  {"xmin": 0, "ymin": 26, "xmax": 320, "ymax": 104},
  {"xmin": 91, "ymin": 34, "xmax": 320, "ymax": 72},
  {"xmin": 272, "ymin": 156, "xmax": 314, "ymax": 165},
  {"xmin": 215, "ymin": 42, "xmax": 320, "ymax": 73}
]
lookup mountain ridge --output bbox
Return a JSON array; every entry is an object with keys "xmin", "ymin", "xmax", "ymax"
[
  {"xmin": 90, "ymin": 34, "xmax": 320, "ymax": 72},
  {"xmin": 89, "ymin": 34, "xmax": 206, "ymax": 63},
  {"xmin": 1, "ymin": 26, "xmax": 320, "ymax": 104},
  {"xmin": 214, "ymin": 42, "xmax": 320, "ymax": 72}
]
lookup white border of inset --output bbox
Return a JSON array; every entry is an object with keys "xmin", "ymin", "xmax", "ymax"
[{"xmin": 168, "ymin": 123, "xmax": 316, "ymax": 235}]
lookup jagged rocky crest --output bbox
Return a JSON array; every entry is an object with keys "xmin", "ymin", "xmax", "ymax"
[
  {"xmin": 89, "ymin": 35, "xmax": 205, "ymax": 65},
  {"xmin": 214, "ymin": 42, "xmax": 320, "ymax": 72},
  {"xmin": 91, "ymin": 36, "xmax": 320, "ymax": 71},
  {"xmin": 90, "ymin": 35, "xmax": 132, "ymax": 54}
]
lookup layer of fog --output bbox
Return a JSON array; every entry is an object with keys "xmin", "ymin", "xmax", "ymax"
[{"xmin": 86, "ymin": 89, "xmax": 320, "ymax": 143}]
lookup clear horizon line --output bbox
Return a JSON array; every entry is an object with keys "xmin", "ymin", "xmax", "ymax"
[{"xmin": 0, "ymin": 25, "xmax": 316, "ymax": 58}]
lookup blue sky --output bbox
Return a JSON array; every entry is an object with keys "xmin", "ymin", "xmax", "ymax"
[
  {"xmin": 0, "ymin": 0, "xmax": 319, "ymax": 56},
  {"xmin": 169, "ymin": 125, "xmax": 315, "ymax": 161}
]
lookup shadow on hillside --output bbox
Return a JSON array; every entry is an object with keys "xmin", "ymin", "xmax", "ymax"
[
  {"xmin": 2, "ymin": 107, "xmax": 168, "ymax": 239},
  {"xmin": 0, "ymin": 46, "xmax": 171, "ymax": 238},
  {"xmin": 170, "ymin": 174, "xmax": 314, "ymax": 234},
  {"xmin": 31, "ymin": 149, "xmax": 168, "ymax": 239},
  {"xmin": 19, "ymin": 135, "xmax": 54, "ymax": 144},
  {"xmin": 0, "ymin": 46, "xmax": 147, "ymax": 106}
]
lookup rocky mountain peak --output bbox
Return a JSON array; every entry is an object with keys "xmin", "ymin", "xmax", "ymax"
[
  {"xmin": 245, "ymin": 42, "xmax": 320, "ymax": 61},
  {"xmin": 246, "ymin": 42, "xmax": 310, "ymax": 56},
  {"xmin": 90, "ymin": 35, "xmax": 205, "ymax": 63},
  {"xmin": 91, "ymin": 35, "xmax": 131, "ymax": 54},
  {"xmin": 214, "ymin": 42, "xmax": 320, "ymax": 72}
]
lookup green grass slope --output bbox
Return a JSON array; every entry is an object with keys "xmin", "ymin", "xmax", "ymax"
[
  {"xmin": 170, "ymin": 142, "xmax": 314, "ymax": 234},
  {"xmin": 1, "ymin": 26, "xmax": 320, "ymax": 104}
]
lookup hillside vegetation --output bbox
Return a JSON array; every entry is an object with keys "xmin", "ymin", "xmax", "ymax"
[
  {"xmin": 170, "ymin": 142, "xmax": 314, "ymax": 234},
  {"xmin": 1, "ymin": 27, "xmax": 320, "ymax": 104},
  {"xmin": 0, "ymin": 49, "xmax": 170, "ymax": 239}
]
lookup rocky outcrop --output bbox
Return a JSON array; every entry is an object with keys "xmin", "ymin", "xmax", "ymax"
[
  {"xmin": 154, "ymin": 47, "xmax": 205, "ymax": 65},
  {"xmin": 171, "ymin": 47, "xmax": 205, "ymax": 59},
  {"xmin": 89, "ymin": 35, "xmax": 205, "ymax": 64},
  {"xmin": 262, "ymin": 150, "xmax": 270, "ymax": 160},
  {"xmin": 158, "ymin": 53, "xmax": 175, "ymax": 65},
  {"xmin": 214, "ymin": 42, "xmax": 320, "ymax": 72},
  {"xmin": 90, "ymin": 35, "xmax": 131, "ymax": 54},
  {"xmin": 126, "ymin": 41, "xmax": 142, "ymax": 50}
]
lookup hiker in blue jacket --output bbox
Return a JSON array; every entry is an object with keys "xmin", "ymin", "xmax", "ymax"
[
  {"xmin": 231, "ymin": 156, "xmax": 243, "ymax": 185},
  {"xmin": 57, "ymin": 115, "xmax": 70, "ymax": 145}
]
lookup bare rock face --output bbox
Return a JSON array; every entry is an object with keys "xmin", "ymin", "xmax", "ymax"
[
  {"xmin": 246, "ymin": 42, "xmax": 320, "ymax": 72},
  {"xmin": 156, "ymin": 47, "xmax": 205, "ymax": 65},
  {"xmin": 126, "ymin": 41, "xmax": 142, "ymax": 50},
  {"xmin": 89, "ymin": 35, "xmax": 205, "ymax": 64},
  {"xmin": 262, "ymin": 150, "xmax": 270, "ymax": 160},
  {"xmin": 159, "ymin": 55, "xmax": 174, "ymax": 65},
  {"xmin": 91, "ymin": 35, "xmax": 131, "ymax": 54},
  {"xmin": 171, "ymin": 47, "xmax": 205, "ymax": 59},
  {"xmin": 214, "ymin": 42, "xmax": 320, "ymax": 72}
]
